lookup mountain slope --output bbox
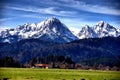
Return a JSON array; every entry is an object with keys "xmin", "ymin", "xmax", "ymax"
[
  {"xmin": 0, "ymin": 17, "xmax": 78, "ymax": 43},
  {"xmin": 0, "ymin": 36, "xmax": 120, "ymax": 66}
]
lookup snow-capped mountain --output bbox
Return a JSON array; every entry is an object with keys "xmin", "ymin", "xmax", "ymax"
[
  {"xmin": 77, "ymin": 25, "xmax": 97, "ymax": 39},
  {"xmin": 0, "ymin": 17, "xmax": 78, "ymax": 43},
  {"xmin": 0, "ymin": 18, "xmax": 120, "ymax": 43},
  {"xmin": 77, "ymin": 21, "xmax": 120, "ymax": 39}
]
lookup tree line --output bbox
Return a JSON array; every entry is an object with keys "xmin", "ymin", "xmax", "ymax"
[{"xmin": 0, "ymin": 55, "xmax": 120, "ymax": 71}]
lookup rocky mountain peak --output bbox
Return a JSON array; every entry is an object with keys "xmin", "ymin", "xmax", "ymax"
[
  {"xmin": 76, "ymin": 21, "xmax": 120, "ymax": 39},
  {"xmin": 0, "ymin": 17, "xmax": 77, "ymax": 43}
]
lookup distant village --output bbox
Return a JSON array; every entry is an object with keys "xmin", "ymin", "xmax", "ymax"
[
  {"xmin": 24, "ymin": 63, "xmax": 120, "ymax": 71},
  {"xmin": 0, "ymin": 56, "xmax": 120, "ymax": 71}
]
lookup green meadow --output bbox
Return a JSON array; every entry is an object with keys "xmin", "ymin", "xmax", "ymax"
[{"xmin": 0, "ymin": 68, "xmax": 120, "ymax": 80}]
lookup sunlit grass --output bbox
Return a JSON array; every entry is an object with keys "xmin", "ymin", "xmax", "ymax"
[{"xmin": 0, "ymin": 68, "xmax": 120, "ymax": 80}]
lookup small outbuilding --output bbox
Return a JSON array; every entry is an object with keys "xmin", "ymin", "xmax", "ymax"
[{"xmin": 34, "ymin": 64, "xmax": 50, "ymax": 69}]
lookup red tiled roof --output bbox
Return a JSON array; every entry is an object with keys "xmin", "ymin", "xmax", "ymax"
[{"xmin": 34, "ymin": 64, "xmax": 49, "ymax": 67}]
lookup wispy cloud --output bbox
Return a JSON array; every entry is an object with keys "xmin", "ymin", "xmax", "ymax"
[
  {"xmin": 45, "ymin": 0, "xmax": 120, "ymax": 16},
  {"xmin": 0, "ymin": 18, "xmax": 14, "ymax": 22},
  {"xmin": 0, "ymin": 18, "xmax": 16, "ymax": 28},
  {"xmin": 71, "ymin": 2, "xmax": 120, "ymax": 16},
  {"xmin": 1, "ymin": 0, "xmax": 120, "ymax": 29},
  {"xmin": 60, "ymin": 18, "xmax": 97, "ymax": 28},
  {"xmin": 0, "ymin": 26, "xmax": 10, "ymax": 30},
  {"xmin": 68, "ymin": 27, "xmax": 80, "ymax": 35},
  {"xmin": 6, "ymin": 6, "xmax": 77, "ymax": 17},
  {"xmin": 21, "ymin": 14, "xmax": 45, "ymax": 19}
]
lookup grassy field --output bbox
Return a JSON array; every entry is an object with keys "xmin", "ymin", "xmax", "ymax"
[{"xmin": 0, "ymin": 68, "xmax": 120, "ymax": 80}]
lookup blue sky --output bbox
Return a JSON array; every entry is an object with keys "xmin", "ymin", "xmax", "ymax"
[{"xmin": 0, "ymin": 0, "xmax": 120, "ymax": 29}]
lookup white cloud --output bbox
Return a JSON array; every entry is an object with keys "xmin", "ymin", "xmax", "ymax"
[
  {"xmin": 6, "ymin": 6, "xmax": 77, "ymax": 17},
  {"xmin": 73, "ymin": 3, "xmax": 120, "ymax": 16},
  {"xmin": 21, "ymin": 14, "xmax": 45, "ymax": 19},
  {"xmin": 54, "ymin": 0, "xmax": 120, "ymax": 16},
  {"xmin": 68, "ymin": 27, "xmax": 80, "ymax": 35},
  {"xmin": 0, "ymin": 26, "xmax": 10, "ymax": 31},
  {"xmin": 27, "ymin": 0, "xmax": 120, "ymax": 16},
  {"xmin": 60, "ymin": 18, "xmax": 96, "ymax": 28},
  {"xmin": 40, "ymin": 7, "xmax": 77, "ymax": 16},
  {"xmin": 0, "ymin": 18, "xmax": 14, "ymax": 22}
]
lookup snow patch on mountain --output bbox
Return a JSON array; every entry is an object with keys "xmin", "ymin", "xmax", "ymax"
[
  {"xmin": 0, "ymin": 18, "xmax": 120, "ymax": 43},
  {"xmin": 0, "ymin": 17, "xmax": 78, "ymax": 43},
  {"xmin": 77, "ymin": 21, "xmax": 120, "ymax": 39}
]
